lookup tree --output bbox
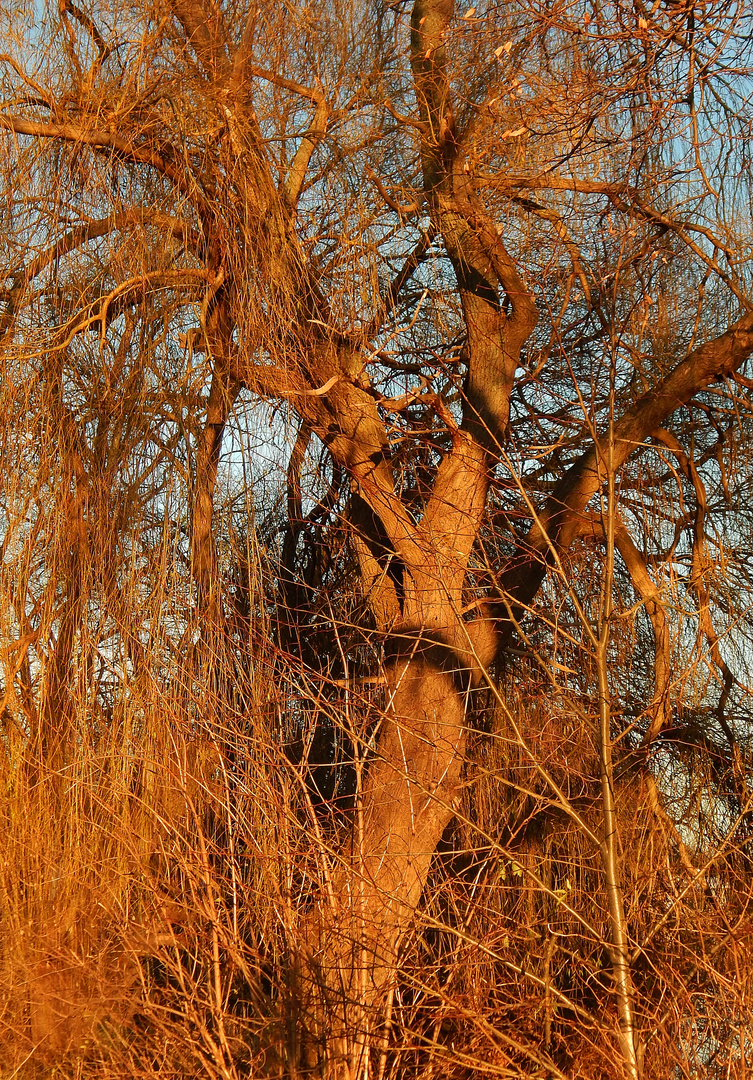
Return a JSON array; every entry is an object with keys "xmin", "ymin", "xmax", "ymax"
[{"xmin": 2, "ymin": 0, "xmax": 753, "ymax": 1076}]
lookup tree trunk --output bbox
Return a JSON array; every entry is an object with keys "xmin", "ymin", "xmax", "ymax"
[{"xmin": 299, "ymin": 645, "xmax": 472, "ymax": 1074}]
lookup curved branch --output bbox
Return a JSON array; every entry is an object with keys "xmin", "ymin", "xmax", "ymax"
[
  {"xmin": 0, "ymin": 116, "xmax": 209, "ymax": 220},
  {"xmin": 365, "ymin": 165, "xmax": 421, "ymax": 217},
  {"xmin": 346, "ymin": 495, "xmax": 403, "ymax": 631},
  {"xmin": 2, "ymin": 268, "xmax": 208, "ymax": 356},
  {"xmin": 0, "ymin": 53, "xmax": 57, "ymax": 109},
  {"xmin": 494, "ymin": 174, "xmax": 745, "ymax": 306},
  {"xmin": 0, "ymin": 209, "xmax": 199, "ymax": 335},
  {"xmin": 360, "ymin": 224, "xmax": 437, "ymax": 341},
  {"xmin": 410, "ymin": 0, "xmax": 537, "ymax": 447}
]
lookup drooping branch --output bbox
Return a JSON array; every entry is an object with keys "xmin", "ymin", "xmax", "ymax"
[
  {"xmin": 278, "ymin": 424, "xmax": 312, "ymax": 650},
  {"xmin": 652, "ymin": 427, "xmax": 751, "ymax": 735},
  {"xmin": 595, "ymin": 489, "xmax": 640, "ymax": 1080},
  {"xmin": 0, "ymin": 212, "xmax": 200, "ymax": 348},
  {"xmin": 0, "ymin": 116, "xmax": 209, "ymax": 219},
  {"xmin": 191, "ymin": 364, "xmax": 241, "ymax": 612}
]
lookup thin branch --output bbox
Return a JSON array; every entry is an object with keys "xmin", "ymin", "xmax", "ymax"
[
  {"xmin": 246, "ymin": 65, "xmax": 326, "ymax": 103},
  {"xmin": 511, "ymin": 194, "xmax": 591, "ymax": 306},
  {"xmin": 361, "ymin": 224, "xmax": 437, "ymax": 340},
  {"xmin": 366, "ymin": 165, "xmax": 421, "ymax": 217},
  {"xmin": 59, "ymin": 0, "xmax": 112, "ymax": 61},
  {"xmin": 0, "ymin": 54, "xmax": 57, "ymax": 109}
]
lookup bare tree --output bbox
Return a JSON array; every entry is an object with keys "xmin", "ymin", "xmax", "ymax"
[{"xmin": 2, "ymin": 0, "xmax": 753, "ymax": 1076}]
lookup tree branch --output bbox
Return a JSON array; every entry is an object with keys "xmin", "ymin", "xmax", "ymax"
[
  {"xmin": 361, "ymin": 224, "xmax": 437, "ymax": 340},
  {"xmin": 0, "ymin": 116, "xmax": 209, "ymax": 220},
  {"xmin": 168, "ymin": 0, "xmax": 230, "ymax": 78},
  {"xmin": 500, "ymin": 308, "xmax": 753, "ymax": 630},
  {"xmin": 283, "ymin": 92, "xmax": 329, "ymax": 209},
  {"xmin": 613, "ymin": 518, "xmax": 673, "ymax": 743},
  {"xmin": 410, "ymin": 0, "xmax": 537, "ymax": 448}
]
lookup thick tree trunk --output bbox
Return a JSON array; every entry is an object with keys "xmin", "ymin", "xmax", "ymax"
[{"xmin": 299, "ymin": 648, "xmax": 471, "ymax": 1075}]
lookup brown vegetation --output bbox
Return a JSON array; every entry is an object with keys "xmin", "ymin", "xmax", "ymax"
[{"xmin": 1, "ymin": 0, "xmax": 753, "ymax": 1076}]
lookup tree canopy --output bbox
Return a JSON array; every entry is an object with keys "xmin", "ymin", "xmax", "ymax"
[{"xmin": 2, "ymin": 0, "xmax": 753, "ymax": 1076}]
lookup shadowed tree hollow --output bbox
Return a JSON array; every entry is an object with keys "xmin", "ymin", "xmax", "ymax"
[{"xmin": 2, "ymin": 0, "xmax": 753, "ymax": 1077}]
